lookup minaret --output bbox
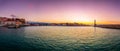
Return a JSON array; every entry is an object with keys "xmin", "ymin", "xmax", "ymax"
[{"xmin": 94, "ymin": 20, "xmax": 96, "ymax": 27}]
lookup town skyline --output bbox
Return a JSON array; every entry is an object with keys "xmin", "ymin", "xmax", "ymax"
[{"xmin": 0, "ymin": 0, "xmax": 120, "ymax": 24}]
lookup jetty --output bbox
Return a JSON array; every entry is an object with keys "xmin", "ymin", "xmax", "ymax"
[
  {"xmin": 97, "ymin": 25, "xmax": 120, "ymax": 29},
  {"xmin": 93, "ymin": 20, "xmax": 120, "ymax": 29}
]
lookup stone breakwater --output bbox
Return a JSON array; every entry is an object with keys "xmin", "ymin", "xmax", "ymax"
[{"xmin": 97, "ymin": 25, "xmax": 120, "ymax": 29}]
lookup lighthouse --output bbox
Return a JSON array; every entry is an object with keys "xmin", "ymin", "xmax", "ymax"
[{"xmin": 94, "ymin": 20, "xmax": 96, "ymax": 27}]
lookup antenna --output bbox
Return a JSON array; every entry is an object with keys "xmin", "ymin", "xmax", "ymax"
[
  {"xmin": 10, "ymin": 14, "xmax": 17, "ymax": 18},
  {"xmin": 10, "ymin": 14, "xmax": 17, "ymax": 21}
]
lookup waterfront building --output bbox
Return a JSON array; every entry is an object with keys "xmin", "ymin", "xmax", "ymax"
[{"xmin": 0, "ymin": 17, "xmax": 26, "ymax": 27}]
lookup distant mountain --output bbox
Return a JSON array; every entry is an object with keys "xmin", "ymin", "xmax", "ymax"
[{"xmin": 27, "ymin": 21, "xmax": 50, "ymax": 24}]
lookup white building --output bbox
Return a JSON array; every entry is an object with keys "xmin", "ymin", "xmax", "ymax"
[{"xmin": 5, "ymin": 21, "xmax": 16, "ymax": 25}]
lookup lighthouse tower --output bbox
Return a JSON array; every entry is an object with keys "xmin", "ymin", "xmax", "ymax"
[{"xmin": 94, "ymin": 20, "xmax": 96, "ymax": 27}]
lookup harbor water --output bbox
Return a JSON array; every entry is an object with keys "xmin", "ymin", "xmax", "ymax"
[{"xmin": 0, "ymin": 26, "xmax": 120, "ymax": 51}]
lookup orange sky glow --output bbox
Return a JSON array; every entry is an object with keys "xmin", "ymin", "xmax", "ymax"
[{"xmin": 0, "ymin": 0, "xmax": 120, "ymax": 24}]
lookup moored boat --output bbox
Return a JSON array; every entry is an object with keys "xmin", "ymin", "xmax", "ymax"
[{"xmin": 7, "ymin": 24, "xmax": 21, "ymax": 29}]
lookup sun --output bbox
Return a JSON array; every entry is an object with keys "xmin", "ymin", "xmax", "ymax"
[{"xmin": 72, "ymin": 17, "xmax": 93, "ymax": 24}]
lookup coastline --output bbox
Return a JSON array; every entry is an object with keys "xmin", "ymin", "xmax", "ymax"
[{"xmin": 97, "ymin": 25, "xmax": 120, "ymax": 29}]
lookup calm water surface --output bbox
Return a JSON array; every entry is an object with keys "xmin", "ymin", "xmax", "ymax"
[{"xmin": 0, "ymin": 26, "xmax": 120, "ymax": 51}]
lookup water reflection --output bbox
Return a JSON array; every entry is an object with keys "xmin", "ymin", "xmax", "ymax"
[
  {"xmin": 24, "ymin": 26, "xmax": 120, "ymax": 51},
  {"xmin": 0, "ymin": 26, "xmax": 120, "ymax": 51},
  {"xmin": 0, "ymin": 27, "xmax": 26, "ymax": 51}
]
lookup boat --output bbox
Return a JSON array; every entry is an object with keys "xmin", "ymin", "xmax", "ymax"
[
  {"xmin": 7, "ymin": 24, "xmax": 20, "ymax": 29},
  {"xmin": 0, "ymin": 25, "xmax": 3, "ymax": 27},
  {"xmin": 0, "ymin": 24, "xmax": 6, "ymax": 27}
]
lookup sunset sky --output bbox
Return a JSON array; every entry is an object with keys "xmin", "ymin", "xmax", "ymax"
[{"xmin": 0, "ymin": 0, "xmax": 120, "ymax": 24}]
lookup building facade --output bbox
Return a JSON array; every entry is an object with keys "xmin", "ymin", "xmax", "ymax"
[{"xmin": 0, "ymin": 17, "xmax": 26, "ymax": 26}]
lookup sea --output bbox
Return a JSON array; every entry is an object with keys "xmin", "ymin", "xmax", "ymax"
[{"xmin": 0, "ymin": 26, "xmax": 120, "ymax": 51}]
